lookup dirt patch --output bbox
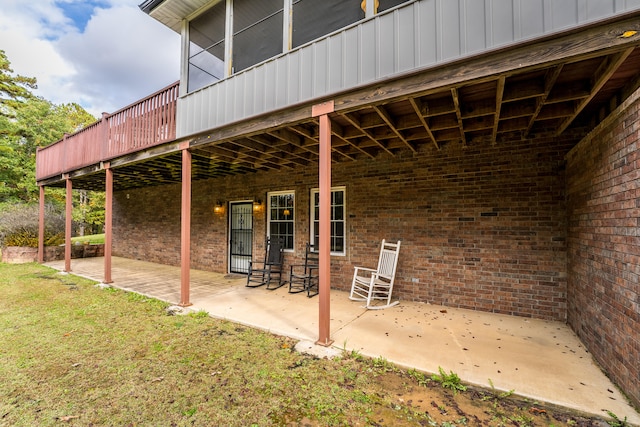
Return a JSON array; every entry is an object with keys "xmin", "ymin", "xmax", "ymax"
[{"xmin": 362, "ymin": 372, "xmax": 610, "ymax": 426}]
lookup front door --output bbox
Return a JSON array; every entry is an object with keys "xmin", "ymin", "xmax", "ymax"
[{"xmin": 229, "ymin": 202, "xmax": 253, "ymax": 274}]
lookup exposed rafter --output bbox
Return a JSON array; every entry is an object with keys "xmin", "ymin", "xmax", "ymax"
[
  {"xmin": 450, "ymin": 88, "xmax": 467, "ymax": 145},
  {"xmin": 557, "ymin": 48, "xmax": 634, "ymax": 135},
  {"xmin": 409, "ymin": 98, "xmax": 439, "ymax": 150},
  {"xmin": 340, "ymin": 112, "xmax": 395, "ymax": 156},
  {"xmin": 373, "ymin": 105, "xmax": 417, "ymax": 153},
  {"xmin": 525, "ymin": 65, "xmax": 563, "ymax": 137},
  {"xmin": 492, "ymin": 76, "xmax": 505, "ymax": 144}
]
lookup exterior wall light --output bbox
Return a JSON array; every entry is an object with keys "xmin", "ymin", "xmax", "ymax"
[
  {"xmin": 214, "ymin": 200, "xmax": 224, "ymax": 214},
  {"xmin": 253, "ymin": 199, "xmax": 262, "ymax": 211}
]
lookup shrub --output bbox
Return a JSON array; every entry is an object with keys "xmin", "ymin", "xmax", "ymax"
[{"xmin": 0, "ymin": 203, "xmax": 65, "ymax": 248}]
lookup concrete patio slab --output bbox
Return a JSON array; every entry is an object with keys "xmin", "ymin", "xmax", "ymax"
[{"xmin": 44, "ymin": 256, "xmax": 640, "ymax": 424}]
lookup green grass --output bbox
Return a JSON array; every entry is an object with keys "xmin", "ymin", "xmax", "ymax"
[
  {"xmin": 0, "ymin": 263, "xmax": 390, "ymax": 426},
  {"xmin": 0, "ymin": 263, "xmax": 612, "ymax": 427},
  {"xmin": 70, "ymin": 233, "xmax": 105, "ymax": 245}
]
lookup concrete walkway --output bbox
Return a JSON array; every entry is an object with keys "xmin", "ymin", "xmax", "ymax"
[{"xmin": 45, "ymin": 256, "xmax": 640, "ymax": 424}]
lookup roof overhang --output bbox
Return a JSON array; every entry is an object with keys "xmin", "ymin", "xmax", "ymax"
[{"xmin": 138, "ymin": 0, "xmax": 222, "ymax": 33}]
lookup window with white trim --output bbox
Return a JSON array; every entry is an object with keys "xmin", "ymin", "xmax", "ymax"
[
  {"xmin": 267, "ymin": 191, "xmax": 295, "ymax": 250},
  {"xmin": 311, "ymin": 187, "xmax": 345, "ymax": 256}
]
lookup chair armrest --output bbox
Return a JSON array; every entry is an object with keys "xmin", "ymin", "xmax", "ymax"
[
  {"xmin": 289, "ymin": 263, "xmax": 305, "ymax": 273},
  {"xmin": 353, "ymin": 266, "xmax": 376, "ymax": 274}
]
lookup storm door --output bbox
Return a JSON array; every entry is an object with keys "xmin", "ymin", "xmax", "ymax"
[{"xmin": 229, "ymin": 202, "xmax": 253, "ymax": 274}]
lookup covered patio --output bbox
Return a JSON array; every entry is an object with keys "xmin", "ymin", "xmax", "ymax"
[{"xmin": 45, "ymin": 256, "xmax": 640, "ymax": 423}]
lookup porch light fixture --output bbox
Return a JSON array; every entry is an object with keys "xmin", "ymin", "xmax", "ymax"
[
  {"xmin": 253, "ymin": 198, "xmax": 263, "ymax": 211},
  {"xmin": 214, "ymin": 200, "xmax": 224, "ymax": 214}
]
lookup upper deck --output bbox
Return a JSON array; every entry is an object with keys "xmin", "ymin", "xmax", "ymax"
[
  {"xmin": 36, "ymin": 0, "xmax": 640, "ymax": 189},
  {"xmin": 36, "ymin": 82, "xmax": 178, "ymax": 182},
  {"xmin": 162, "ymin": 0, "xmax": 640, "ymax": 138}
]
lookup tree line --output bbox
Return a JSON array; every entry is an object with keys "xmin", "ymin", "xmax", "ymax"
[{"xmin": 0, "ymin": 49, "xmax": 104, "ymax": 246}]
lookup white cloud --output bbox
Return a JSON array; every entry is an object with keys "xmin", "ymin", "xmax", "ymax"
[{"xmin": 0, "ymin": 0, "xmax": 180, "ymax": 118}]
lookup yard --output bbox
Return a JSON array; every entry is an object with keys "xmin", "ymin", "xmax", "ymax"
[{"xmin": 0, "ymin": 263, "xmax": 621, "ymax": 426}]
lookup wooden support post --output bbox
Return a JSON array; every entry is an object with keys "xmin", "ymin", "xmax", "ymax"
[
  {"xmin": 65, "ymin": 177, "xmax": 72, "ymax": 272},
  {"xmin": 179, "ymin": 146, "xmax": 192, "ymax": 307},
  {"xmin": 38, "ymin": 186, "xmax": 45, "ymax": 263},
  {"xmin": 104, "ymin": 165, "xmax": 113, "ymax": 283},
  {"xmin": 312, "ymin": 100, "xmax": 335, "ymax": 347}
]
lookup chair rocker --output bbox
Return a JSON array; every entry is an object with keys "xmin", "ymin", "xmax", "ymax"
[
  {"xmin": 246, "ymin": 237, "xmax": 285, "ymax": 290},
  {"xmin": 288, "ymin": 243, "xmax": 319, "ymax": 297},
  {"xmin": 349, "ymin": 239, "xmax": 401, "ymax": 309}
]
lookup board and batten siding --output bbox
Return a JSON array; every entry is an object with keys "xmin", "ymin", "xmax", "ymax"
[{"xmin": 176, "ymin": 0, "xmax": 640, "ymax": 138}]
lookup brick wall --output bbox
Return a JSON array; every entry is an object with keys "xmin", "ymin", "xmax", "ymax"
[
  {"xmin": 566, "ymin": 89, "xmax": 640, "ymax": 409},
  {"xmin": 114, "ymin": 133, "xmax": 576, "ymax": 321},
  {"xmin": 1, "ymin": 245, "xmax": 105, "ymax": 263}
]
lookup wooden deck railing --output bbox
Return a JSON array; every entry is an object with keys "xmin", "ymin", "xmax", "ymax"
[{"xmin": 36, "ymin": 81, "xmax": 179, "ymax": 181}]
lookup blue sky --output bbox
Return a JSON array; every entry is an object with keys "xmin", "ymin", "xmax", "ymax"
[
  {"xmin": 54, "ymin": 0, "xmax": 108, "ymax": 33},
  {"xmin": 0, "ymin": 0, "xmax": 180, "ymax": 118}
]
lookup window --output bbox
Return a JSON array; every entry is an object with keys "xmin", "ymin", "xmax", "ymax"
[
  {"xmin": 311, "ymin": 187, "xmax": 345, "ymax": 255},
  {"xmin": 232, "ymin": 0, "xmax": 283, "ymax": 73},
  {"xmin": 188, "ymin": 1, "xmax": 226, "ymax": 92},
  {"xmin": 186, "ymin": 0, "xmax": 406, "ymax": 93},
  {"xmin": 268, "ymin": 191, "xmax": 295, "ymax": 251},
  {"xmin": 378, "ymin": 0, "xmax": 413, "ymax": 13},
  {"xmin": 292, "ymin": 0, "xmax": 364, "ymax": 49}
]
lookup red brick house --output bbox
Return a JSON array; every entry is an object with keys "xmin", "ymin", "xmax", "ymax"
[{"xmin": 36, "ymin": 0, "xmax": 640, "ymax": 409}]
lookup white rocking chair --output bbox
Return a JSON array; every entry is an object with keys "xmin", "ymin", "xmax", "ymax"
[{"xmin": 349, "ymin": 240, "xmax": 401, "ymax": 309}]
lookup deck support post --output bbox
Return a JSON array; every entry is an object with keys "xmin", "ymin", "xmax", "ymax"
[
  {"xmin": 179, "ymin": 145, "xmax": 192, "ymax": 307},
  {"xmin": 38, "ymin": 186, "xmax": 45, "ymax": 263},
  {"xmin": 64, "ymin": 177, "xmax": 72, "ymax": 272},
  {"xmin": 104, "ymin": 165, "xmax": 113, "ymax": 283},
  {"xmin": 312, "ymin": 100, "xmax": 335, "ymax": 347}
]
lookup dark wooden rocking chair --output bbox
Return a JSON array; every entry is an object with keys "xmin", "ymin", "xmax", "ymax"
[
  {"xmin": 246, "ymin": 237, "xmax": 285, "ymax": 290},
  {"xmin": 288, "ymin": 243, "xmax": 319, "ymax": 297}
]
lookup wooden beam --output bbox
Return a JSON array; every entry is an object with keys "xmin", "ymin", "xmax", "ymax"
[
  {"xmin": 316, "ymin": 112, "xmax": 333, "ymax": 347},
  {"xmin": 450, "ymin": 88, "xmax": 467, "ymax": 145},
  {"xmin": 191, "ymin": 106, "xmax": 313, "ymax": 149},
  {"xmin": 341, "ymin": 112, "xmax": 394, "ymax": 155},
  {"xmin": 332, "ymin": 16, "xmax": 640, "ymax": 114},
  {"xmin": 104, "ymin": 166, "xmax": 113, "ymax": 284},
  {"xmin": 373, "ymin": 105, "xmax": 417, "ymax": 153},
  {"xmin": 197, "ymin": 144, "xmax": 281, "ymax": 171},
  {"xmin": 110, "ymin": 140, "xmax": 184, "ymax": 169},
  {"xmin": 287, "ymin": 123, "xmax": 357, "ymax": 161},
  {"xmin": 409, "ymin": 98, "xmax": 439, "ymax": 150},
  {"xmin": 492, "ymin": 76, "xmax": 506, "ymax": 144},
  {"xmin": 248, "ymin": 135, "xmax": 312, "ymax": 167},
  {"xmin": 38, "ymin": 186, "xmax": 45, "ymax": 263},
  {"xmin": 557, "ymin": 48, "xmax": 634, "ymax": 134},
  {"xmin": 329, "ymin": 120, "xmax": 374, "ymax": 159},
  {"xmin": 263, "ymin": 131, "xmax": 319, "ymax": 163},
  {"xmin": 65, "ymin": 178, "xmax": 72, "ymax": 273},
  {"xmin": 179, "ymin": 148, "xmax": 192, "ymax": 307},
  {"xmin": 231, "ymin": 138, "xmax": 295, "ymax": 169}
]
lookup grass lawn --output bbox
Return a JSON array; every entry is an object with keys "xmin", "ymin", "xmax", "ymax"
[
  {"xmin": 0, "ymin": 263, "xmax": 617, "ymax": 426},
  {"xmin": 70, "ymin": 234, "xmax": 105, "ymax": 245}
]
